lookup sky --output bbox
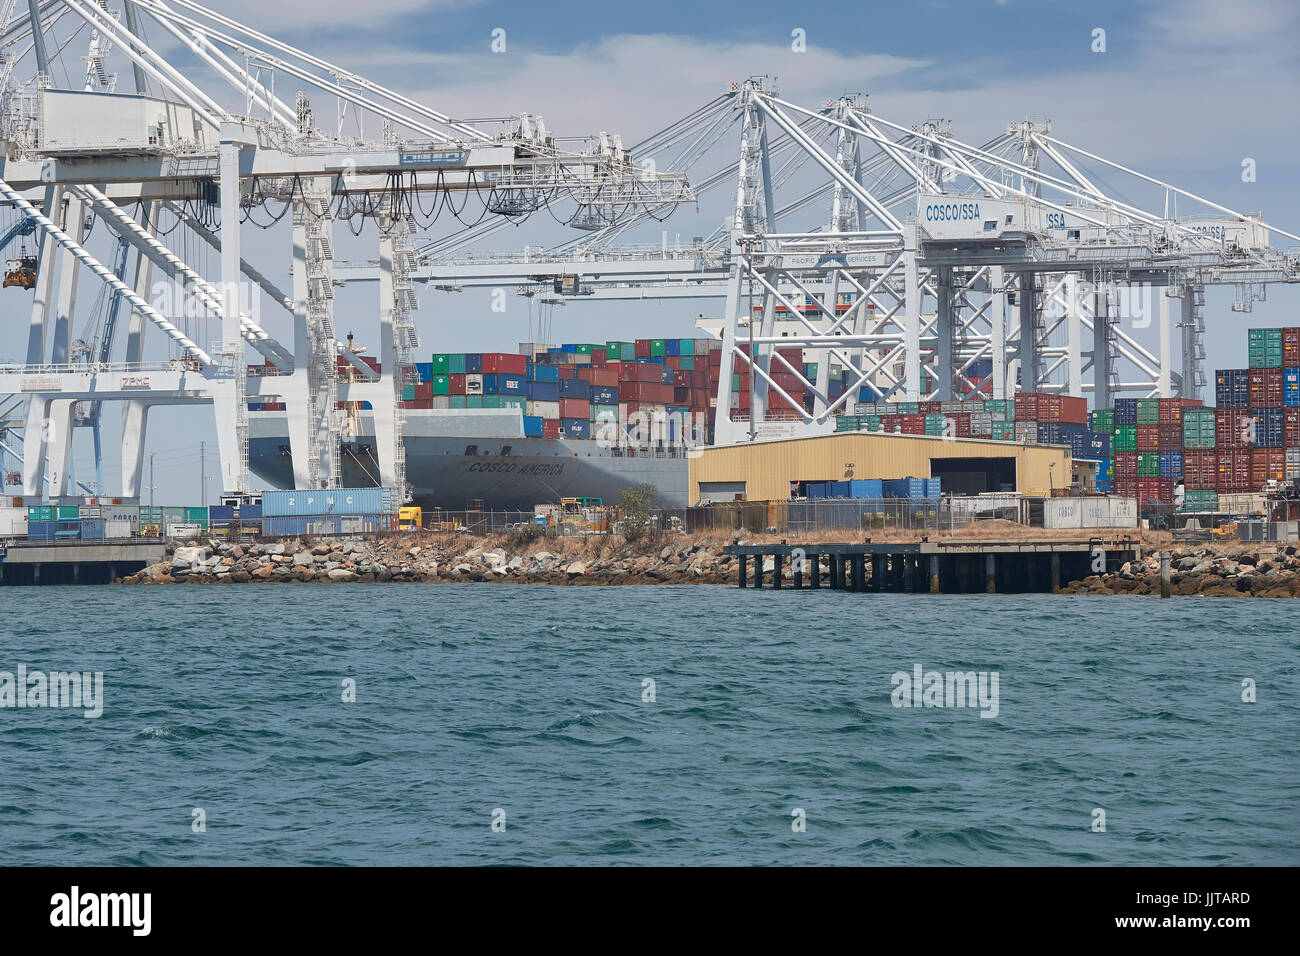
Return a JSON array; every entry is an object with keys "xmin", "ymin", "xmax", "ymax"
[{"xmin": 2, "ymin": 0, "xmax": 1299, "ymax": 501}]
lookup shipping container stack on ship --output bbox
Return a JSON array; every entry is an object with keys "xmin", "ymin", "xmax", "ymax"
[{"xmin": 418, "ymin": 339, "xmax": 723, "ymax": 445}]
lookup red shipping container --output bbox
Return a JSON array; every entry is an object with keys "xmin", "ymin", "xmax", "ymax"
[
  {"xmin": 1251, "ymin": 448, "xmax": 1285, "ymax": 486},
  {"xmin": 414, "ymin": 381, "xmax": 433, "ymax": 400},
  {"xmin": 589, "ymin": 349, "xmax": 607, "ymax": 367},
  {"xmin": 672, "ymin": 370, "xmax": 692, "ymax": 387},
  {"xmin": 1115, "ymin": 477, "xmax": 1137, "ymax": 499},
  {"xmin": 589, "ymin": 368, "xmax": 618, "ymax": 388},
  {"xmin": 448, "ymin": 374, "xmax": 466, "ymax": 395},
  {"xmin": 542, "ymin": 419, "xmax": 561, "ymax": 438},
  {"xmin": 1014, "ymin": 392, "xmax": 1040, "ymax": 421},
  {"xmin": 901, "ymin": 414, "xmax": 926, "ymax": 435},
  {"xmin": 1057, "ymin": 395, "xmax": 1087, "ymax": 425},
  {"xmin": 1136, "ymin": 477, "xmax": 1164, "ymax": 504},
  {"xmin": 1215, "ymin": 408, "xmax": 1251, "ymax": 448},
  {"xmin": 1249, "ymin": 367, "xmax": 1284, "ymax": 408},
  {"xmin": 951, "ymin": 414, "xmax": 971, "ymax": 438},
  {"xmin": 664, "ymin": 356, "xmax": 680, "ymax": 370},
  {"xmin": 482, "ymin": 352, "xmax": 527, "ymax": 375},
  {"xmin": 576, "ymin": 367, "xmax": 595, "ymax": 382},
  {"xmin": 1157, "ymin": 423, "xmax": 1182, "ymax": 450},
  {"xmin": 1157, "ymin": 398, "xmax": 1184, "ymax": 424},
  {"xmin": 560, "ymin": 398, "xmax": 589, "ymax": 419},
  {"xmin": 635, "ymin": 339, "xmax": 652, "ymax": 357},
  {"xmin": 707, "ymin": 350, "xmax": 722, "ymax": 367},
  {"xmin": 1284, "ymin": 327, "xmax": 1300, "ymax": 367},
  {"xmin": 1184, "ymin": 450, "xmax": 1217, "ymax": 489},
  {"xmin": 1136, "ymin": 424, "xmax": 1160, "ymax": 451},
  {"xmin": 1114, "ymin": 451, "xmax": 1138, "ymax": 476},
  {"xmin": 1217, "ymin": 450, "xmax": 1251, "ymax": 492},
  {"xmin": 919, "ymin": 401, "xmax": 942, "ymax": 415},
  {"xmin": 402, "ymin": 399, "xmax": 433, "ymax": 409}
]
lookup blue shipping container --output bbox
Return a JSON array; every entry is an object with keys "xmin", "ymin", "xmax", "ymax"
[
  {"xmin": 464, "ymin": 354, "xmax": 483, "ymax": 374},
  {"xmin": 529, "ymin": 365, "xmax": 560, "ymax": 383},
  {"xmin": 882, "ymin": 477, "xmax": 927, "ymax": 499},
  {"xmin": 527, "ymin": 381, "xmax": 560, "ymax": 402},
  {"xmin": 559, "ymin": 378, "xmax": 591, "ymax": 399},
  {"xmin": 1159, "ymin": 451, "xmax": 1184, "ymax": 478},
  {"xmin": 829, "ymin": 481, "xmax": 851, "ymax": 497},
  {"xmin": 262, "ymin": 487, "xmax": 389, "ymax": 517},
  {"xmin": 208, "ymin": 505, "xmax": 234, "ymax": 521},
  {"xmin": 27, "ymin": 520, "xmax": 54, "ymax": 541},
  {"xmin": 1285, "ymin": 368, "xmax": 1300, "ymax": 407},
  {"xmin": 415, "ymin": 363, "xmax": 432, "ymax": 381},
  {"xmin": 1114, "ymin": 398, "xmax": 1138, "ymax": 426},
  {"xmin": 1216, "ymin": 369, "xmax": 1250, "ymax": 408},
  {"xmin": 1250, "ymin": 408, "xmax": 1284, "ymax": 448},
  {"xmin": 483, "ymin": 373, "xmax": 526, "ymax": 395},
  {"xmin": 590, "ymin": 385, "xmax": 619, "ymax": 405},
  {"xmin": 241, "ymin": 504, "xmax": 263, "ymax": 519},
  {"xmin": 562, "ymin": 418, "xmax": 591, "ymax": 438},
  {"xmin": 925, "ymin": 477, "xmax": 942, "ymax": 498},
  {"xmin": 523, "ymin": 416, "xmax": 544, "ymax": 437},
  {"xmin": 805, "ymin": 481, "xmax": 829, "ymax": 499},
  {"xmin": 80, "ymin": 518, "xmax": 106, "ymax": 539},
  {"xmin": 847, "ymin": 479, "xmax": 883, "ymax": 499},
  {"xmin": 1037, "ymin": 422, "xmax": 1062, "ymax": 445}
]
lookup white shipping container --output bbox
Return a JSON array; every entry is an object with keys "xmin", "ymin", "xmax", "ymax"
[
  {"xmin": 1079, "ymin": 497, "xmax": 1111, "ymax": 528},
  {"xmin": 166, "ymin": 523, "xmax": 201, "ymax": 540},
  {"xmin": 1109, "ymin": 498, "xmax": 1139, "ymax": 528},
  {"xmin": 1043, "ymin": 498, "xmax": 1082, "ymax": 529},
  {"xmin": 0, "ymin": 506, "xmax": 28, "ymax": 536},
  {"xmin": 105, "ymin": 520, "xmax": 132, "ymax": 539},
  {"xmin": 102, "ymin": 506, "xmax": 140, "ymax": 526},
  {"xmin": 465, "ymin": 374, "xmax": 484, "ymax": 395},
  {"xmin": 1287, "ymin": 449, "xmax": 1300, "ymax": 480},
  {"xmin": 526, "ymin": 400, "xmax": 560, "ymax": 419}
]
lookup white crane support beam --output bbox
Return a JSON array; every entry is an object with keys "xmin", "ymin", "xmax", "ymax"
[
  {"xmin": 0, "ymin": 177, "xmax": 213, "ymax": 365},
  {"xmin": 72, "ymin": 184, "xmax": 293, "ymax": 367}
]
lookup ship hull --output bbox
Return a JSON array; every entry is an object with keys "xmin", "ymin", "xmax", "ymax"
[{"xmin": 248, "ymin": 409, "xmax": 690, "ymax": 509}]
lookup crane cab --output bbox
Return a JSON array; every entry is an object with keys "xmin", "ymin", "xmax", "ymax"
[{"xmin": 4, "ymin": 257, "xmax": 37, "ymax": 290}]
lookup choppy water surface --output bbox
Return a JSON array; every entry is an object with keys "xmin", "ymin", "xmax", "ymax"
[{"xmin": 1, "ymin": 584, "xmax": 1296, "ymax": 865}]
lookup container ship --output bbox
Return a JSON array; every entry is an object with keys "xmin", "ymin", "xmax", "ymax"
[{"xmin": 248, "ymin": 337, "xmax": 729, "ymax": 510}]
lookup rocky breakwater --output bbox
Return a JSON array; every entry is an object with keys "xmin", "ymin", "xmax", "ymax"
[
  {"xmin": 119, "ymin": 535, "xmax": 742, "ymax": 585},
  {"xmin": 1060, "ymin": 545, "xmax": 1300, "ymax": 598}
]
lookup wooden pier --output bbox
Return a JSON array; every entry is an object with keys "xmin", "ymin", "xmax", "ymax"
[{"xmin": 722, "ymin": 539, "xmax": 1142, "ymax": 594}]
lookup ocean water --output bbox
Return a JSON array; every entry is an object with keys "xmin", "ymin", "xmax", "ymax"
[{"xmin": 1, "ymin": 584, "xmax": 1296, "ymax": 866}]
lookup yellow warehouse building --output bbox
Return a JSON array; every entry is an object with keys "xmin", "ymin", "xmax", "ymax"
[{"xmin": 689, "ymin": 433, "xmax": 1085, "ymax": 503}]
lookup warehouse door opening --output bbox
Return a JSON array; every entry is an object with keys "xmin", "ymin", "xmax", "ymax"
[{"xmin": 929, "ymin": 457, "xmax": 1016, "ymax": 495}]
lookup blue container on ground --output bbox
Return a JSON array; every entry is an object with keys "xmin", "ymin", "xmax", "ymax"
[
  {"xmin": 924, "ymin": 477, "xmax": 942, "ymax": 498},
  {"xmin": 882, "ymin": 477, "xmax": 926, "ymax": 499},
  {"xmin": 523, "ymin": 416, "xmax": 544, "ymax": 437},
  {"xmin": 562, "ymin": 418, "xmax": 591, "ymax": 438},
  {"xmin": 55, "ymin": 519, "xmax": 81, "ymax": 540},
  {"xmin": 27, "ymin": 520, "xmax": 54, "ymax": 541},
  {"xmin": 208, "ymin": 505, "xmax": 234, "ymax": 521},
  {"xmin": 527, "ymin": 381, "xmax": 560, "ymax": 402},
  {"xmin": 262, "ymin": 487, "xmax": 388, "ymax": 517},
  {"xmin": 847, "ymin": 479, "xmax": 883, "ymax": 499},
  {"xmin": 829, "ymin": 481, "xmax": 851, "ymax": 497},
  {"xmin": 805, "ymin": 481, "xmax": 829, "ymax": 499},
  {"xmin": 241, "ymin": 504, "xmax": 263, "ymax": 519},
  {"xmin": 80, "ymin": 518, "xmax": 106, "ymax": 539},
  {"xmin": 559, "ymin": 378, "xmax": 590, "ymax": 399}
]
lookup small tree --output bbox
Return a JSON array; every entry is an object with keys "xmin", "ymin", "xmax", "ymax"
[{"xmin": 619, "ymin": 483, "xmax": 659, "ymax": 542}]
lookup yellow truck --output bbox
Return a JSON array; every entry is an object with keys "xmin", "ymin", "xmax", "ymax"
[{"xmin": 398, "ymin": 506, "xmax": 422, "ymax": 531}]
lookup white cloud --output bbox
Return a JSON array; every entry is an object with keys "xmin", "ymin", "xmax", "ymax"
[{"xmin": 168, "ymin": 0, "xmax": 475, "ymax": 34}]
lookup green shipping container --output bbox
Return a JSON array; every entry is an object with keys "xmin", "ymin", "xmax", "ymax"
[
  {"xmin": 1248, "ymin": 328, "xmax": 1284, "ymax": 369},
  {"xmin": 1114, "ymin": 424, "xmax": 1138, "ymax": 452},
  {"xmin": 650, "ymin": 339, "xmax": 667, "ymax": 357},
  {"xmin": 1182, "ymin": 489, "xmax": 1219, "ymax": 512},
  {"xmin": 431, "ymin": 353, "xmax": 450, "ymax": 374},
  {"xmin": 576, "ymin": 344, "xmax": 592, "ymax": 355},
  {"xmin": 56, "ymin": 505, "xmax": 78, "ymax": 519},
  {"xmin": 482, "ymin": 396, "xmax": 524, "ymax": 410},
  {"xmin": 1136, "ymin": 399, "xmax": 1160, "ymax": 425},
  {"xmin": 449, "ymin": 395, "xmax": 467, "ymax": 409},
  {"xmin": 991, "ymin": 423, "xmax": 1016, "ymax": 441},
  {"xmin": 835, "ymin": 416, "xmax": 860, "ymax": 432},
  {"xmin": 448, "ymin": 353, "xmax": 467, "ymax": 374},
  {"xmin": 1137, "ymin": 452, "xmax": 1160, "ymax": 477},
  {"xmin": 466, "ymin": 396, "xmax": 483, "ymax": 409},
  {"xmin": 678, "ymin": 356, "xmax": 695, "ymax": 370},
  {"xmin": 184, "ymin": 506, "xmax": 208, "ymax": 523},
  {"xmin": 432, "ymin": 374, "xmax": 450, "ymax": 395},
  {"xmin": 139, "ymin": 506, "xmax": 163, "ymax": 521},
  {"xmin": 679, "ymin": 339, "xmax": 695, "ymax": 356},
  {"xmin": 1090, "ymin": 409, "xmax": 1115, "ymax": 433},
  {"xmin": 1182, "ymin": 409, "xmax": 1216, "ymax": 449},
  {"xmin": 402, "ymin": 384, "xmax": 416, "ymax": 400},
  {"xmin": 895, "ymin": 402, "xmax": 919, "ymax": 415},
  {"xmin": 863, "ymin": 416, "xmax": 883, "ymax": 431},
  {"xmin": 28, "ymin": 505, "xmax": 53, "ymax": 521}
]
